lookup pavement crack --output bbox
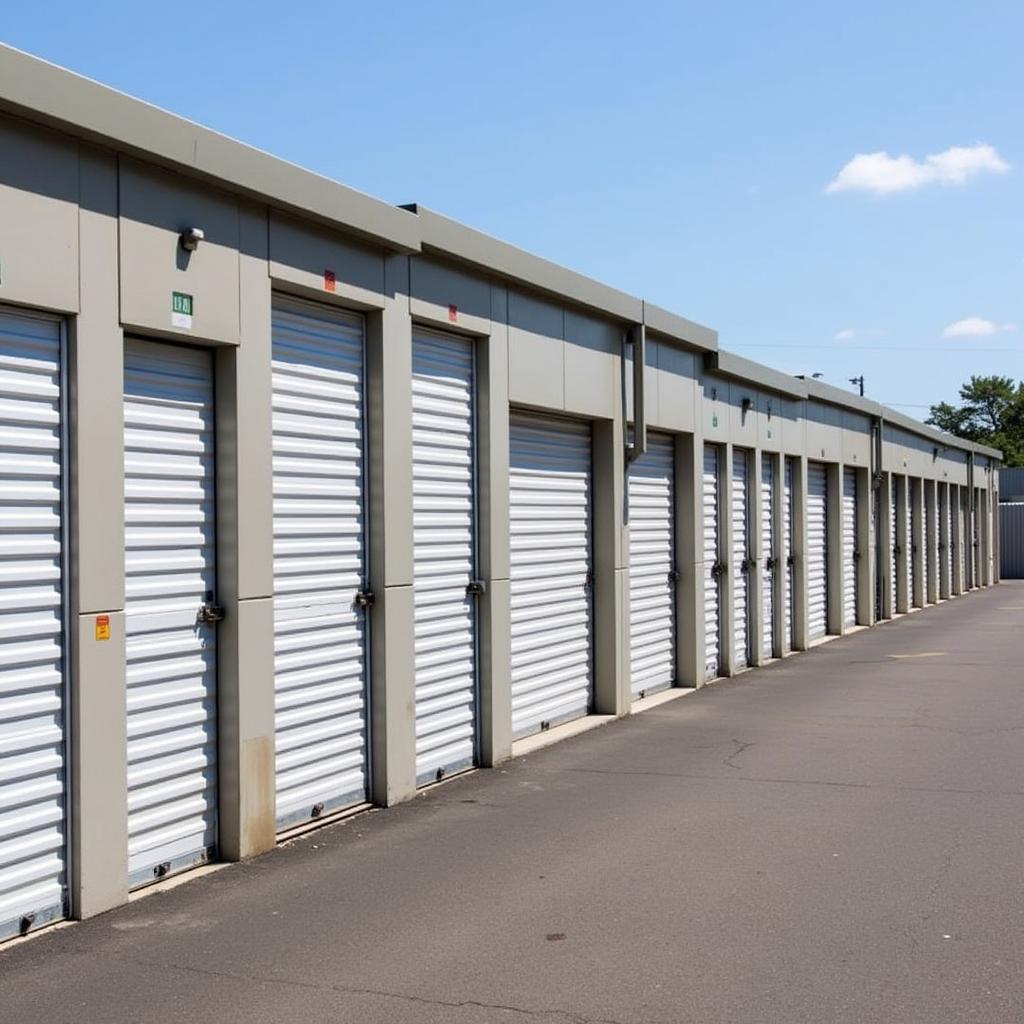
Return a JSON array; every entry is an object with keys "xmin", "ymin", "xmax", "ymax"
[
  {"xmin": 723, "ymin": 740, "xmax": 755, "ymax": 770},
  {"xmin": 115, "ymin": 954, "xmax": 636, "ymax": 1024}
]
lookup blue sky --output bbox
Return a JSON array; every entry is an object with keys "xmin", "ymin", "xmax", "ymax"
[{"xmin": 4, "ymin": 1, "xmax": 1021, "ymax": 415}]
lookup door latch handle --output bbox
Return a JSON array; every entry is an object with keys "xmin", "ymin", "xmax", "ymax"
[
  {"xmin": 354, "ymin": 589, "xmax": 375, "ymax": 609},
  {"xmin": 198, "ymin": 603, "xmax": 225, "ymax": 625},
  {"xmin": 584, "ymin": 570, "xmax": 594, "ymax": 590},
  {"xmin": 465, "ymin": 579, "xmax": 487, "ymax": 597},
  {"xmin": 667, "ymin": 570, "xmax": 681, "ymax": 583}
]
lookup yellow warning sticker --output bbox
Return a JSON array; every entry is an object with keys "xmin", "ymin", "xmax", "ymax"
[{"xmin": 95, "ymin": 615, "xmax": 110, "ymax": 641}]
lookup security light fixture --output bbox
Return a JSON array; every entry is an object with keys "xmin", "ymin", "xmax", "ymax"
[{"xmin": 179, "ymin": 227, "xmax": 204, "ymax": 252}]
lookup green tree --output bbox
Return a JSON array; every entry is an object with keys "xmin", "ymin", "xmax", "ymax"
[{"xmin": 927, "ymin": 375, "xmax": 1024, "ymax": 466}]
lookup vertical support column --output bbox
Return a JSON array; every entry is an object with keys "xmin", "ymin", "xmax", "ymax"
[
  {"xmin": 910, "ymin": 478, "xmax": 924, "ymax": 608},
  {"xmin": 676, "ymin": 431, "xmax": 705, "ymax": 687},
  {"xmin": 749, "ymin": 449, "xmax": 765, "ymax": 667},
  {"xmin": 895, "ymin": 475, "xmax": 910, "ymax": 613},
  {"xmin": 69, "ymin": 149, "xmax": 129, "ymax": 918},
  {"xmin": 792, "ymin": 456, "xmax": 809, "ymax": 650},
  {"xmin": 720, "ymin": 444, "xmax": 736, "ymax": 674},
  {"xmin": 592, "ymin": 414, "xmax": 628, "ymax": 716},
  {"xmin": 215, "ymin": 204, "xmax": 276, "ymax": 860},
  {"xmin": 477, "ymin": 287, "xmax": 511, "ymax": 766},
  {"xmin": 924, "ymin": 479, "xmax": 938, "ymax": 603},
  {"xmin": 856, "ymin": 467, "xmax": 873, "ymax": 626},
  {"xmin": 826, "ymin": 463, "xmax": 842, "ymax": 635},
  {"xmin": 365, "ymin": 256, "xmax": 416, "ymax": 806}
]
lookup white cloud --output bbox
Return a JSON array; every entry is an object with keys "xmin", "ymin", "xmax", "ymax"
[
  {"xmin": 942, "ymin": 317, "xmax": 1016, "ymax": 338},
  {"xmin": 834, "ymin": 328, "xmax": 856, "ymax": 341},
  {"xmin": 826, "ymin": 143, "xmax": 1009, "ymax": 195}
]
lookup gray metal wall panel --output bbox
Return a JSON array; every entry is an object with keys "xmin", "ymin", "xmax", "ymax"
[
  {"xmin": 1000, "ymin": 504, "xmax": 1024, "ymax": 578},
  {"xmin": 0, "ymin": 308, "xmax": 67, "ymax": 939}
]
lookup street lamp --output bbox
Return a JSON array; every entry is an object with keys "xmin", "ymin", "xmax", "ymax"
[{"xmin": 849, "ymin": 375, "xmax": 864, "ymax": 396}]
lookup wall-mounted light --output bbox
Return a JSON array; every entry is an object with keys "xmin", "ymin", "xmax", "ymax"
[
  {"xmin": 179, "ymin": 227, "xmax": 204, "ymax": 252},
  {"xmin": 741, "ymin": 397, "xmax": 753, "ymax": 415}
]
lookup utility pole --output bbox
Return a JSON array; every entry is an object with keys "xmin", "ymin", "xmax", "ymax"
[{"xmin": 849, "ymin": 375, "xmax": 864, "ymax": 397}]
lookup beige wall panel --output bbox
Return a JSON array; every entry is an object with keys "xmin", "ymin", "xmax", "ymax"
[
  {"xmin": 805, "ymin": 402, "xmax": 842, "ymax": 462},
  {"xmin": 216, "ymin": 597, "xmax": 275, "ymax": 860},
  {"xmin": 564, "ymin": 310, "xmax": 619, "ymax": 417},
  {"xmin": 653, "ymin": 342, "xmax": 697, "ymax": 432},
  {"xmin": 508, "ymin": 335, "xmax": 564, "ymax": 410},
  {"xmin": 841, "ymin": 412, "xmax": 872, "ymax": 468},
  {"xmin": 702, "ymin": 375, "xmax": 729, "ymax": 441},
  {"xmin": 756, "ymin": 394, "xmax": 781, "ymax": 452},
  {"xmin": 269, "ymin": 211, "xmax": 385, "ymax": 308},
  {"xmin": 780, "ymin": 399, "xmax": 805, "ymax": 454},
  {"xmin": 71, "ymin": 610, "xmax": 128, "ymax": 917},
  {"xmin": 478, "ymin": 576, "xmax": 512, "ymax": 766},
  {"xmin": 119, "ymin": 160, "xmax": 240, "ymax": 343},
  {"xmin": 409, "ymin": 256, "xmax": 491, "ymax": 322},
  {"xmin": 727, "ymin": 382, "xmax": 760, "ymax": 448},
  {"xmin": 0, "ymin": 119, "xmax": 79, "ymax": 314},
  {"xmin": 72, "ymin": 150, "xmax": 124, "ymax": 613}
]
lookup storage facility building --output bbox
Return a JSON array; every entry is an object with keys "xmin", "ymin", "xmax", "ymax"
[{"xmin": 0, "ymin": 46, "xmax": 1002, "ymax": 942}]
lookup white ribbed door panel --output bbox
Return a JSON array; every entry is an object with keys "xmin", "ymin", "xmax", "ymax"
[
  {"xmin": 760, "ymin": 458, "xmax": 774, "ymax": 660},
  {"xmin": 702, "ymin": 446, "xmax": 721, "ymax": 680},
  {"xmin": 412, "ymin": 331, "xmax": 476, "ymax": 784},
  {"xmin": 906, "ymin": 485, "xmax": 914, "ymax": 604},
  {"xmin": 783, "ymin": 457, "xmax": 795, "ymax": 651},
  {"xmin": 890, "ymin": 477, "xmax": 898, "ymax": 612},
  {"xmin": 272, "ymin": 301, "xmax": 368, "ymax": 829},
  {"xmin": 0, "ymin": 309, "xmax": 67, "ymax": 940},
  {"xmin": 806, "ymin": 463, "xmax": 828, "ymax": 639},
  {"xmin": 124, "ymin": 340, "xmax": 217, "ymax": 886},
  {"xmin": 731, "ymin": 452, "xmax": 750, "ymax": 668},
  {"xmin": 921, "ymin": 491, "xmax": 929, "ymax": 602},
  {"xmin": 628, "ymin": 434, "xmax": 675, "ymax": 698},
  {"xmin": 842, "ymin": 468, "xmax": 857, "ymax": 627},
  {"xmin": 946, "ymin": 494, "xmax": 953, "ymax": 591},
  {"xmin": 509, "ymin": 415, "xmax": 592, "ymax": 738}
]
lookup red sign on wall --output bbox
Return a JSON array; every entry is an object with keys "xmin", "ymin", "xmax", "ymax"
[
  {"xmin": 448, "ymin": 304, "xmax": 458, "ymax": 322},
  {"xmin": 324, "ymin": 269, "xmax": 337, "ymax": 292}
]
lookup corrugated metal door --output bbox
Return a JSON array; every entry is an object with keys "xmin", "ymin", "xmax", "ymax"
[
  {"xmin": 703, "ymin": 445, "xmax": 722, "ymax": 680},
  {"xmin": 412, "ymin": 329, "xmax": 477, "ymax": 784},
  {"xmin": 271, "ymin": 300, "xmax": 369, "ymax": 830},
  {"xmin": 890, "ymin": 476, "xmax": 898, "ymax": 612},
  {"xmin": 873, "ymin": 486, "xmax": 883, "ymax": 620},
  {"xmin": 806, "ymin": 462, "xmax": 828, "ymax": 639},
  {"xmin": 958, "ymin": 496, "xmax": 967, "ymax": 589},
  {"xmin": 946, "ymin": 489, "xmax": 954, "ymax": 591},
  {"xmin": 783, "ymin": 456, "xmax": 795, "ymax": 650},
  {"xmin": 124, "ymin": 340, "xmax": 217, "ymax": 886},
  {"xmin": 731, "ymin": 451, "xmax": 750, "ymax": 668},
  {"xmin": 0, "ymin": 308, "xmax": 67, "ymax": 940},
  {"xmin": 905, "ymin": 484, "xmax": 914, "ymax": 604},
  {"xmin": 760, "ymin": 457, "xmax": 774, "ymax": 660},
  {"xmin": 628, "ymin": 433, "xmax": 675, "ymax": 698},
  {"xmin": 921, "ymin": 488, "xmax": 930, "ymax": 602},
  {"xmin": 509, "ymin": 414, "xmax": 592, "ymax": 738},
  {"xmin": 842, "ymin": 468, "xmax": 857, "ymax": 627}
]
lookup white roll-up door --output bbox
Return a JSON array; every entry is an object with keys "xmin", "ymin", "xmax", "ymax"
[
  {"xmin": 0, "ymin": 309, "xmax": 67, "ymax": 941},
  {"xmin": 509, "ymin": 414, "xmax": 592, "ymax": 738},
  {"xmin": 806, "ymin": 462, "xmax": 828, "ymax": 640},
  {"xmin": 957, "ymin": 495, "xmax": 966, "ymax": 591},
  {"xmin": 760, "ymin": 457, "xmax": 774, "ymax": 660},
  {"xmin": 842, "ymin": 467, "xmax": 857, "ymax": 628},
  {"xmin": 412, "ymin": 329, "xmax": 477, "ymax": 784},
  {"xmin": 703, "ymin": 445, "xmax": 722, "ymax": 680},
  {"xmin": 873, "ymin": 486, "xmax": 883, "ymax": 620},
  {"xmin": 890, "ymin": 476, "xmax": 898, "ymax": 613},
  {"xmin": 909, "ymin": 483, "xmax": 917, "ymax": 602},
  {"xmin": 271, "ymin": 300, "xmax": 369, "ymax": 830},
  {"xmin": 921, "ymin": 488, "xmax": 929, "ymax": 602},
  {"xmin": 124, "ymin": 340, "xmax": 217, "ymax": 887},
  {"xmin": 628, "ymin": 433, "xmax": 675, "ymax": 698},
  {"xmin": 783, "ymin": 456, "xmax": 795, "ymax": 651},
  {"xmin": 731, "ymin": 451, "xmax": 750, "ymax": 669},
  {"xmin": 944, "ymin": 488, "xmax": 953, "ymax": 594}
]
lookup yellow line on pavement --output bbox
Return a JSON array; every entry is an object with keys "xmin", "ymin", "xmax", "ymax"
[{"xmin": 888, "ymin": 652, "xmax": 948, "ymax": 660}]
